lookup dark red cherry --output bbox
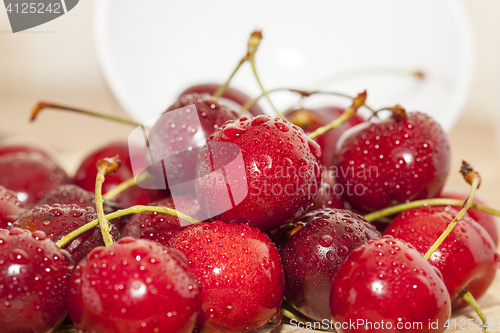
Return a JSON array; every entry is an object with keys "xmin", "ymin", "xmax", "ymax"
[
  {"xmin": 287, "ymin": 106, "xmax": 364, "ymax": 169},
  {"xmin": 67, "ymin": 237, "xmax": 201, "ymax": 333},
  {"xmin": 122, "ymin": 196, "xmax": 204, "ymax": 246},
  {"xmin": 438, "ymin": 187, "xmax": 498, "ymax": 245},
  {"xmin": 330, "ymin": 236, "xmax": 451, "ymax": 333},
  {"xmin": 384, "ymin": 206, "xmax": 500, "ymax": 309},
  {"xmin": 0, "ymin": 152, "xmax": 71, "ymax": 207},
  {"xmin": 0, "ymin": 185, "xmax": 25, "ymax": 229},
  {"xmin": 180, "ymin": 83, "xmax": 265, "ymax": 116},
  {"xmin": 14, "ymin": 204, "xmax": 120, "ymax": 264},
  {"xmin": 73, "ymin": 141, "xmax": 134, "ymax": 194},
  {"xmin": 280, "ymin": 208, "xmax": 380, "ymax": 321},
  {"xmin": 333, "ymin": 109, "xmax": 451, "ymax": 212},
  {"xmin": 196, "ymin": 115, "xmax": 322, "ymax": 231},
  {"xmin": 147, "ymin": 93, "xmax": 239, "ymax": 194},
  {"xmin": 0, "ymin": 228, "xmax": 73, "ymax": 333},
  {"xmin": 169, "ymin": 220, "xmax": 285, "ymax": 332}
]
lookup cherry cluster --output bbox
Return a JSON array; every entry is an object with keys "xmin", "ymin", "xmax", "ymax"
[{"xmin": 0, "ymin": 31, "xmax": 499, "ymax": 333}]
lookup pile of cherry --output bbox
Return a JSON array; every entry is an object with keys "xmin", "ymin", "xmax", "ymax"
[{"xmin": 2, "ymin": 37, "xmax": 500, "ymax": 333}]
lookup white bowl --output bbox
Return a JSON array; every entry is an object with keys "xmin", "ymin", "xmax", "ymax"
[{"xmin": 93, "ymin": 0, "xmax": 474, "ymax": 132}]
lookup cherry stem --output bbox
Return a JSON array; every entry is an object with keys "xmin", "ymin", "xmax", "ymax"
[
  {"xmin": 281, "ymin": 308, "xmax": 335, "ymax": 332},
  {"xmin": 213, "ymin": 31, "xmax": 263, "ymax": 99},
  {"xmin": 250, "ymin": 58, "xmax": 283, "ymax": 118},
  {"xmin": 423, "ymin": 161, "xmax": 481, "ymax": 260},
  {"xmin": 31, "ymin": 102, "xmax": 142, "ymax": 127},
  {"xmin": 95, "ymin": 157, "xmax": 122, "ymax": 246},
  {"xmin": 55, "ymin": 205, "xmax": 201, "ymax": 249},
  {"xmin": 102, "ymin": 172, "xmax": 151, "ymax": 200},
  {"xmin": 364, "ymin": 198, "xmax": 500, "ymax": 222},
  {"xmin": 307, "ymin": 91, "xmax": 367, "ymax": 140},
  {"xmin": 462, "ymin": 290, "xmax": 492, "ymax": 333}
]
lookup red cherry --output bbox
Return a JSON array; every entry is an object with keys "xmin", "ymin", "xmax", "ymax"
[
  {"xmin": 384, "ymin": 206, "xmax": 500, "ymax": 308},
  {"xmin": 14, "ymin": 204, "xmax": 120, "ymax": 264},
  {"xmin": 147, "ymin": 93, "xmax": 239, "ymax": 193},
  {"xmin": 67, "ymin": 237, "xmax": 201, "ymax": 333},
  {"xmin": 0, "ymin": 228, "xmax": 74, "ymax": 332},
  {"xmin": 0, "ymin": 185, "xmax": 25, "ymax": 229},
  {"xmin": 73, "ymin": 141, "xmax": 134, "ymax": 194},
  {"xmin": 330, "ymin": 236, "xmax": 451, "ymax": 333},
  {"xmin": 179, "ymin": 83, "xmax": 265, "ymax": 116},
  {"xmin": 169, "ymin": 220, "xmax": 285, "ymax": 332},
  {"xmin": 122, "ymin": 196, "xmax": 204, "ymax": 246},
  {"xmin": 196, "ymin": 115, "xmax": 322, "ymax": 231},
  {"xmin": 280, "ymin": 208, "xmax": 380, "ymax": 321},
  {"xmin": 333, "ymin": 110, "xmax": 451, "ymax": 212},
  {"xmin": 0, "ymin": 152, "xmax": 71, "ymax": 207},
  {"xmin": 287, "ymin": 106, "xmax": 364, "ymax": 169},
  {"xmin": 438, "ymin": 187, "xmax": 498, "ymax": 245}
]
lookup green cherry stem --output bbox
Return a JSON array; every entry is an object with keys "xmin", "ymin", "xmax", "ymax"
[
  {"xmin": 462, "ymin": 290, "xmax": 492, "ymax": 333},
  {"xmin": 364, "ymin": 199, "xmax": 500, "ymax": 222},
  {"xmin": 423, "ymin": 161, "xmax": 481, "ymax": 260},
  {"xmin": 31, "ymin": 102, "xmax": 142, "ymax": 127},
  {"xmin": 307, "ymin": 91, "xmax": 367, "ymax": 140},
  {"xmin": 55, "ymin": 205, "xmax": 201, "ymax": 249},
  {"xmin": 95, "ymin": 157, "xmax": 122, "ymax": 246}
]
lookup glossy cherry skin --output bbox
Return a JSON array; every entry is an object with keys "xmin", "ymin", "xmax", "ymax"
[
  {"xmin": 67, "ymin": 237, "xmax": 201, "ymax": 333},
  {"xmin": 180, "ymin": 83, "xmax": 265, "ymax": 116},
  {"xmin": 287, "ymin": 106, "xmax": 364, "ymax": 169},
  {"xmin": 74, "ymin": 141, "xmax": 134, "ymax": 194},
  {"xmin": 169, "ymin": 220, "xmax": 285, "ymax": 332},
  {"xmin": 0, "ymin": 185, "xmax": 25, "ymax": 229},
  {"xmin": 196, "ymin": 115, "xmax": 322, "ymax": 231},
  {"xmin": 330, "ymin": 236, "xmax": 451, "ymax": 333},
  {"xmin": 384, "ymin": 206, "xmax": 500, "ymax": 308},
  {"xmin": 0, "ymin": 228, "xmax": 74, "ymax": 333},
  {"xmin": 438, "ymin": 187, "xmax": 498, "ymax": 245},
  {"xmin": 122, "ymin": 196, "xmax": 204, "ymax": 246},
  {"xmin": 14, "ymin": 204, "xmax": 120, "ymax": 264},
  {"xmin": 280, "ymin": 208, "xmax": 380, "ymax": 321},
  {"xmin": 0, "ymin": 152, "xmax": 71, "ymax": 207},
  {"xmin": 147, "ymin": 93, "xmax": 239, "ymax": 193},
  {"xmin": 0, "ymin": 143, "xmax": 52, "ymax": 159},
  {"xmin": 333, "ymin": 111, "xmax": 451, "ymax": 212},
  {"xmin": 309, "ymin": 170, "xmax": 345, "ymax": 211}
]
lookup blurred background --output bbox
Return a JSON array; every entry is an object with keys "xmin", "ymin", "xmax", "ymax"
[{"xmin": 0, "ymin": 0, "xmax": 499, "ymax": 204}]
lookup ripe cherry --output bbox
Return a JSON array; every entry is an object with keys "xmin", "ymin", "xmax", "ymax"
[
  {"xmin": 0, "ymin": 228, "xmax": 74, "ymax": 333},
  {"xmin": 309, "ymin": 171, "xmax": 345, "ymax": 211},
  {"xmin": 114, "ymin": 184, "xmax": 170, "ymax": 208},
  {"xmin": 0, "ymin": 185, "xmax": 25, "ymax": 229},
  {"xmin": 14, "ymin": 204, "xmax": 120, "ymax": 264},
  {"xmin": 67, "ymin": 237, "xmax": 201, "ymax": 333},
  {"xmin": 147, "ymin": 93, "xmax": 239, "ymax": 193},
  {"xmin": 330, "ymin": 236, "xmax": 451, "ymax": 333},
  {"xmin": 280, "ymin": 208, "xmax": 380, "ymax": 321},
  {"xmin": 179, "ymin": 83, "xmax": 265, "ymax": 116},
  {"xmin": 333, "ymin": 106, "xmax": 451, "ymax": 212},
  {"xmin": 122, "ymin": 196, "xmax": 204, "ymax": 246},
  {"xmin": 384, "ymin": 206, "xmax": 500, "ymax": 309},
  {"xmin": 196, "ymin": 115, "xmax": 322, "ymax": 231},
  {"xmin": 0, "ymin": 152, "xmax": 71, "ymax": 207},
  {"xmin": 169, "ymin": 220, "xmax": 285, "ymax": 332},
  {"xmin": 74, "ymin": 141, "xmax": 134, "ymax": 194}
]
